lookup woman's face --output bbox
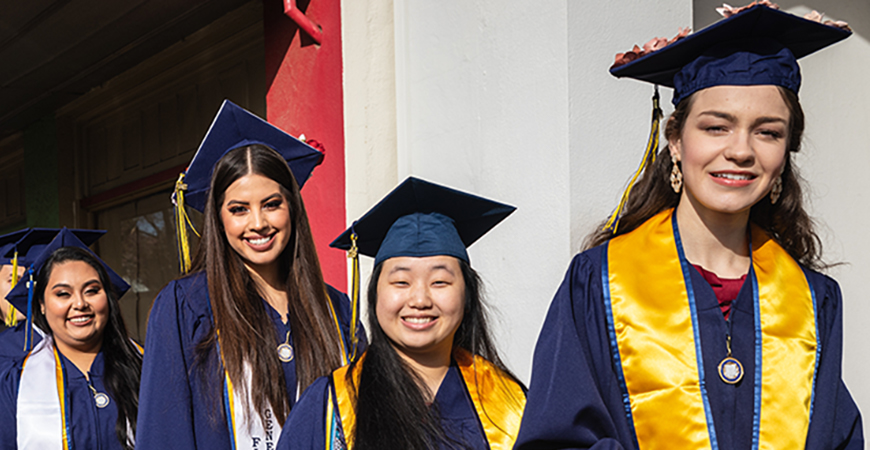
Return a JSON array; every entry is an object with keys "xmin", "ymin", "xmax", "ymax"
[
  {"xmin": 669, "ymin": 85, "xmax": 789, "ymax": 218},
  {"xmin": 376, "ymin": 255, "xmax": 465, "ymax": 364},
  {"xmin": 220, "ymin": 173, "xmax": 293, "ymax": 274},
  {"xmin": 42, "ymin": 261, "xmax": 109, "ymax": 353}
]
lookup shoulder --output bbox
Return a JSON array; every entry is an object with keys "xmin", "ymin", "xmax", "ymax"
[
  {"xmin": 152, "ymin": 271, "xmax": 211, "ymax": 317},
  {"xmin": 325, "ymin": 284, "xmax": 352, "ymax": 323}
]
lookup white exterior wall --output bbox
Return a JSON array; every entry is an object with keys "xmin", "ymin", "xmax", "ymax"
[{"xmin": 343, "ymin": 0, "xmax": 867, "ymax": 423}]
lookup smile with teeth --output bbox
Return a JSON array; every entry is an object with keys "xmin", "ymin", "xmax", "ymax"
[
  {"xmin": 403, "ymin": 316, "xmax": 435, "ymax": 324},
  {"xmin": 246, "ymin": 235, "xmax": 272, "ymax": 245},
  {"xmin": 68, "ymin": 315, "xmax": 93, "ymax": 324},
  {"xmin": 712, "ymin": 173, "xmax": 754, "ymax": 180}
]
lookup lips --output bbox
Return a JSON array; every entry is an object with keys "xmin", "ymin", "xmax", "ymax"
[
  {"xmin": 710, "ymin": 171, "xmax": 756, "ymax": 187},
  {"xmin": 244, "ymin": 234, "xmax": 275, "ymax": 251},
  {"xmin": 401, "ymin": 315, "xmax": 438, "ymax": 330},
  {"xmin": 67, "ymin": 314, "xmax": 94, "ymax": 326}
]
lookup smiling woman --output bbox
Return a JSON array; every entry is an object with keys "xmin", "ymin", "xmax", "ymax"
[
  {"xmin": 0, "ymin": 232, "xmax": 143, "ymax": 450},
  {"xmin": 515, "ymin": 4, "xmax": 863, "ymax": 449},
  {"xmin": 137, "ymin": 101, "xmax": 364, "ymax": 450},
  {"xmin": 276, "ymin": 177, "xmax": 526, "ymax": 450}
]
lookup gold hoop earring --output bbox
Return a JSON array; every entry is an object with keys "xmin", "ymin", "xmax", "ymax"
[
  {"xmin": 670, "ymin": 155, "xmax": 683, "ymax": 194},
  {"xmin": 770, "ymin": 176, "xmax": 782, "ymax": 204}
]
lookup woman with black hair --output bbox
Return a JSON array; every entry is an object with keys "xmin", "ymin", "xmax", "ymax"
[
  {"xmin": 137, "ymin": 101, "xmax": 363, "ymax": 450},
  {"xmin": 0, "ymin": 231, "xmax": 142, "ymax": 450},
  {"xmin": 276, "ymin": 177, "xmax": 526, "ymax": 450},
  {"xmin": 515, "ymin": 4, "xmax": 862, "ymax": 449}
]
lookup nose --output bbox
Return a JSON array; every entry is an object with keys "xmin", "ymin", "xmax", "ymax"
[
  {"xmin": 72, "ymin": 292, "xmax": 88, "ymax": 310},
  {"xmin": 249, "ymin": 208, "xmax": 270, "ymax": 232},
  {"xmin": 724, "ymin": 130, "xmax": 756, "ymax": 166},
  {"xmin": 407, "ymin": 283, "xmax": 433, "ymax": 309}
]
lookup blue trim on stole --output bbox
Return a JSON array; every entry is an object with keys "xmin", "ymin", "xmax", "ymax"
[
  {"xmin": 57, "ymin": 350, "xmax": 75, "ymax": 449},
  {"xmin": 750, "ymin": 266, "xmax": 762, "ymax": 450},
  {"xmin": 803, "ymin": 268, "xmax": 821, "ymax": 423},
  {"xmin": 216, "ymin": 340, "xmax": 237, "ymax": 450},
  {"xmin": 600, "ymin": 244, "xmax": 641, "ymax": 450},
  {"xmin": 671, "ymin": 215, "xmax": 720, "ymax": 450}
]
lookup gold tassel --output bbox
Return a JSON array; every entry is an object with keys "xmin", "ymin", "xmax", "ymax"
[
  {"xmin": 174, "ymin": 173, "xmax": 200, "ymax": 274},
  {"xmin": 347, "ymin": 231, "xmax": 361, "ymax": 360},
  {"xmin": 6, "ymin": 251, "xmax": 19, "ymax": 327},
  {"xmin": 603, "ymin": 86, "xmax": 664, "ymax": 233}
]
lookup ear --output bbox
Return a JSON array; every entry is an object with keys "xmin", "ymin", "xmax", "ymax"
[{"xmin": 665, "ymin": 116, "xmax": 681, "ymax": 161}]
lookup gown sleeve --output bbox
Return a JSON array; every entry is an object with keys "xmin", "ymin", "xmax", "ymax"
[
  {"xmin": 804, "ymin": 274, "xmax": 863, "ymax": 450},
  {"xmin": 276, "ymin": 376, "xmax": 332, "ymax": 450},
  {"xmin": 514, "ymin": 249, "xmax": 629, "ymax": 450},
  {"xmin": 0, "ymin": 358, "xmax": 21, "ymax": 449},
  {"xmin": 135, "ymin": 279, "xmax": 199, "ymax": 450}
]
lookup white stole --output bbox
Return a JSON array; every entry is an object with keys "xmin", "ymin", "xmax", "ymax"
[
  {"xmin": 17, "ymin": 337, "xmax": 65, "ymax": 450},
  {"xmin": 228, "ymin": 363, "xmax": 283, "ymax": 450}
]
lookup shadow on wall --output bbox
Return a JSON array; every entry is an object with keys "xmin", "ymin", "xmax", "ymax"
[{"xmin": 693, "ymin": 1, "xmax": 870, "ymax": 40}]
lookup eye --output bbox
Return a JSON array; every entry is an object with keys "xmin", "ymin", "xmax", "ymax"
[
  {"xmin": 85, "ymin": 286, "xmax": 103, "ymax": 296},
  {"xmin": 52, "ymin": 290, "xmax": 71, "ymax": 298},
  {"xmin": 228, "ymin": 205, "xmax": 247, "ymax": 215},
  {"xmin": 758, "ymin": 129, "xmax": 784, "ymax": 140},
  {"xmin": 431, "ymin": 279, "xmax": 451, "ymax": 287},
  {"xmin": 705, "ymin": 125, "xmax": 728, "ymax": 134},
  {"xmin": 264, "ymin": 199, "xmax": 283, "ymax": 210}
]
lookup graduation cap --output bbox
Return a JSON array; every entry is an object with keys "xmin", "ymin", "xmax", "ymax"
[
  {"xmin": 3, "ymin": 228, "xmax": 105, "ymax": 269},
  {"xmin": 5, "ymin": 227, "xmax": 127, "ymax": 351},
  {"xmin": 331, "ymin": 177, "xmax": 516, "ymax": 265},
  {"xmin": 610, "ymin": 4, "xmax": 851, "ymax": 105},
  {"xmin": 173, "ymin": 99, "xmax": 325, "ymax": 273},
  {"xmin": 330, "ymin": 177, "xmax": 515, "ymax": 360},
  {"xmin": 603, "ymin": 4, "xmax": 850, "ymax": 232},
  {"xmin": 0, "ymin": 229, "xmax": 29, "ymax": 327}
]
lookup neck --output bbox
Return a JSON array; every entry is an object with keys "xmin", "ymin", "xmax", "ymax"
[
  {"xmin": 53, "ymin": 337, "xmax": 101, "ymax": 380},
  {"xmin": 676, "ymin": 194, "xmax": 751, "ymax": 278},
  {"xmin": 394, "ymin": 343, "xmax": 452, "ymax": 403},
  {"xmin": 245, "ymin": 262, "xmax": 288, "ymax": 318}
]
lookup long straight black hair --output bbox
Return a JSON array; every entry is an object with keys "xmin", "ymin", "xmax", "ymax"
[
  {"xmin": 191, "ymin": 144, "xmax": 343, "ymax": 428},
  {"xmin": 33, "ymin": 246, "xmax": 142, "ymax": 450},
  {"xmin": 350, "ymin": 259, "xmax": 523, "ymax": 450}
]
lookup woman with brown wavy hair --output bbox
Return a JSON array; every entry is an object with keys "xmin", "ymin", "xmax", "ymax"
[
  {"xmin": 137, "ymin": 101, "xmax": 363, "ymax": 450},
  {"xmin": 516, "ymin": 4, "xmax": 862, "ymax": 449}
]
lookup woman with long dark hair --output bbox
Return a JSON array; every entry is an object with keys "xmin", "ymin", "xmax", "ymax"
[
  {"xmin": 515, "ymin": 4, "xmax": 862, "ymax": 449},
  {"xmin": 136, "ymin": 101, "xmax": 363, "ymax": 450},
  {"xmin": 276, "ymin": 177, "xmax": 526, "ymax": 450},
  {"xmin": 0, "ymin": 229, "xmax": 142, "ymax": 450}
]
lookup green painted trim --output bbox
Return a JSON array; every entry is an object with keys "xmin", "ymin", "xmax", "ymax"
[{"xmin": 23, "ymin": 116, "xmax": 60, "ymax": 228}]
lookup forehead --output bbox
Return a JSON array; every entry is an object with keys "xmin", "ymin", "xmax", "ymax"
[
  {"xmin": 47, "ymin": 260, "xmax": 99, "ymax": 283},
  {"xmin": 382, "ymin": 255, "xmax": 462, "ymax": 272},
  {"xmin": 690, "ymin": 85, "xmax": 789, "ymax": 118},
  {"xmin": 223, "ymin": 173, "xmax": 284, "ymax": 199}
]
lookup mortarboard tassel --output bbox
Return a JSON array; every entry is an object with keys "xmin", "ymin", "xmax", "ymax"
[
  {"xmin": 6, "ymin": 251, "xmax": 19, "ymax": 327},
  {"xmin": 23, "ymin": 268, "xmax": 34, "ymax": 352},
  {"xmin": 347, "ymin": 226, "xmax": 361, "ymax": 360},
  {"xmin": 174, "ymin": 173, "xmax": 200, "ymax": 274},
  {"xmin": 603, "ymin": 86, "xmax": 664, "ymax": 233}
]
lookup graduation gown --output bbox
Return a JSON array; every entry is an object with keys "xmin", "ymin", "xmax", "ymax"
[
  {"xmin": 515, "ymin": 218, "xmax": 863, "ymax": 450},
  {"xmin": 0, "ymin": 323, "xmax": 43, "ymax": 359},
  {"xmin": 276, "ymin": 351, "xmax": 525, "ymax": 450},
  {"xmin": 136, "ymin": 272, "xmax": 363, "ymax": 450},
  {"xmin": 0, "ymin": 345, "xmax": 127, "ymax": 450}
]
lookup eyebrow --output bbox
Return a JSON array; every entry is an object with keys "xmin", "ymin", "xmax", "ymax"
[
  {"xmin": 225, "ymin": 193, "xmax": 283, "ymax": 207},
  {"xmin": 698, "ymin": 111, "xmax": 787, "ymax": 127},
  {"xmin": 51, "ymin": 279, "xmax": 102, "ymax": 290}
]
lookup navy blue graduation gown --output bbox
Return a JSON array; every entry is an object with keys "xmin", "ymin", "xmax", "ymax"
[
  {"xmin": 276, "ymin": 365, "xmax": 489, "ymax": 450},
  {"xmin": 0, "ymin": 350, "xmax": 127, "ymax": 449},
  {"xmin": 514, "ymin": 245, "xmax": 863, "ymax": 450},
  {"xmin": 136, "ymin": 272, "xmax": 364, "ymax": 450},
  {"xmin": 0, "ymin": 323, "xmax": 43, "ymax": 359}
]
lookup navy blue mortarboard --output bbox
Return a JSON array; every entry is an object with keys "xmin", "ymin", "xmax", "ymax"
[
  {"xmin": 330, "ymin": 177, "xmax": 515, "ymax": 360},
  {"xmin": 331, "ymin": 177, "xmax": 516, "ymax": 265},
  {"xmin": 5, "ymin": 227, "xmax": 127, "ymax": 350},
  {"xmin": 180, "ymin": 99, "xmax": 324, "ymax": 213},
  {"xmin": 3, "ymin": 228, "xmax": 105, "ymax": 268},
  {"xmin": 0, "ymin": 229, "xmax": 29, "ymax": 266},
  {"xmin": 610, "ymin": 4, "xmax": 851, "ymax": 105}
]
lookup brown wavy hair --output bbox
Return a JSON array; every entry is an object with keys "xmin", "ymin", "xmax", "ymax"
[
  {"xmin": 585, "ymin": 87, "xmax": 825, "ymax": 271},
  {"xmin": 191, "ymin": 144, "xmax": 343, "ymax": 427}
]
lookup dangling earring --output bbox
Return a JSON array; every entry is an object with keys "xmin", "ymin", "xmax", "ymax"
[
  {"xmin": 670, "ymin": 155, "xmax": 683, "ymax": 194},
  {"xmin": 770, "ymin": 176, "xmax": 782, "ymax": 204}
]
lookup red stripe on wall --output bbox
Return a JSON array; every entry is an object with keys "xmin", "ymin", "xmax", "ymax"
[{"xmin": 264, "ymin": 0, "xmax": 347, "ymax": 290}]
